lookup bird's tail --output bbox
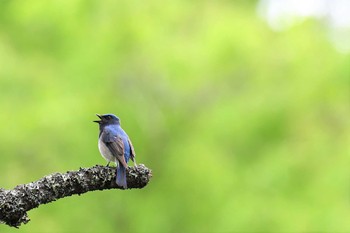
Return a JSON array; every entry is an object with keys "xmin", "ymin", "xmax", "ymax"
[{"xmin": 116, "ymin": 163, "xmax": 127, "ymax": 189}]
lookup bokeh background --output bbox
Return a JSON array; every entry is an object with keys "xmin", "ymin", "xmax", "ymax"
[{"xmin": 0, "ymin": 0, "xmax": 349, "ymax": 232}]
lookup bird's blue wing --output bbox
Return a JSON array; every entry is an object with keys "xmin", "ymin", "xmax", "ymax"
[
  {"xmin": 128, "ymin": 138, "xmax": 136, "ymax": 163},
  {"xmin": 101, "ymin": 127, "xmax": 128, "ymax": 168}
]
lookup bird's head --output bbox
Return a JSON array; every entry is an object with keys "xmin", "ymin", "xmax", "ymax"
[{"xmin": 93, "ymin": 114, "xmax": 120, "ymax": 125}]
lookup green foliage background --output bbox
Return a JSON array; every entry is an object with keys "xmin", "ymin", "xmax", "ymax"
[{"xmin": 0, "ymin": 1, "xmax": 349, "ymax": 232}]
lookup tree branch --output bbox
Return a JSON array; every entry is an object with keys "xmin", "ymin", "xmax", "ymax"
[{"xmin": 0, "ymin": 164, "xmax": 152, "ymax": 228}]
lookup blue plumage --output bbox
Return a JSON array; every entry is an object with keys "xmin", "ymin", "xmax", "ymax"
[{"xmin": 94, "ymin": 114, "xmax": 136, "ymax": 189}]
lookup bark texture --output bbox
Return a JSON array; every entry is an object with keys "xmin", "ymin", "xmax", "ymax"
[{"xmin": 0, "ymin": 164, "xmax": 152, "ymax": 228}]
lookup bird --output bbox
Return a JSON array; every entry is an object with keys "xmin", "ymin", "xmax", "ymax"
[{"xmin": 94, "ymin": 113, "xmax": 136, "ymax": 189}]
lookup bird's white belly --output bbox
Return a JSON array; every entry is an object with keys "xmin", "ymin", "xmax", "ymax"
[{"xmin": 98, "ymin": 139, "xmax": 116, "ymax": 163}]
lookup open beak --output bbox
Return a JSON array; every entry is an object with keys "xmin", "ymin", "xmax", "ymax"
[{"xmin": 93, "ymin": 114, "xmax": 102, "ymax": 123}]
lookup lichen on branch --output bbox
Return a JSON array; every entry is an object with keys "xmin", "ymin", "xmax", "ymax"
[{"xmin": 0, "ymin": 164, "xmax": 152, "ymax": 228}]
